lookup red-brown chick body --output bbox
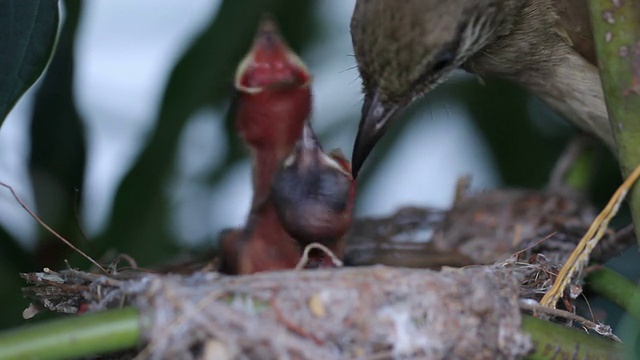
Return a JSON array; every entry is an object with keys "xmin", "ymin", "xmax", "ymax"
[
  {"xmin": 218, "ymin": 204, "xmax": 304, "ymax": 274},
  {"xmin": 234, "ymin": 19, "xmax": 312, "ymax": 208},
  {"xmin": 238, "ymin": 205, "xmax": 304, "ymax": 274},
  {"xmin": 219, "ymin": 17, "xmax": 311, "ymax": 275},
  {"xmin": 271, "ymin": 124, "xmax": 356, "ymax": 267}
]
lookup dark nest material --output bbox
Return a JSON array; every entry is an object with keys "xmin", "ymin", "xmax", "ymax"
[{"xmin": 20, "ymin": 189, "xmax": 635, "ymax": 359}]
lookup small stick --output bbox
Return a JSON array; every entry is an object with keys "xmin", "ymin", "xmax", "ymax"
[
  {"xmin": 295, "ymin": 243, "xmax": 343, "ymax": 270},
  {"xmin": 512, "ymin": 231, "xmax": 558, "ymax": 260},
  {"xmin": 540, "ymin": 163, "xmax": 640, "ymax": 308},
  {"xmin": 0, "ymin": 181, "xmax": 107, "ymax": 274},
  {"xmin": 520, "ymin": 299, "xmax": 621, "ymax": 342},
  {"xmin": 270, "ymin": 294, "xmax": 325, "ymax": 345},
  {"xmin": 547, "ymin": 135, "xmax": 591, "ymax": 190}
]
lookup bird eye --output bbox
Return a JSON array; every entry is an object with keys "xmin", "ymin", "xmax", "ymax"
[{"xmin": 431, "ymin": 49, "xmax": 455, "ymax": 73}]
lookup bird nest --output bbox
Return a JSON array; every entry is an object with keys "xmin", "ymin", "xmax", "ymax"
[
  {"xmin": 22, "ymin": 263, "xmax": 537, "ymax": 359},
  {"xmin": 19, "ymin": 188, "xmax": 633, "ymax": 360}
]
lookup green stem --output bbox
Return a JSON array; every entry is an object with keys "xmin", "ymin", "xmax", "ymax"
[
  {"xmin": 0, "ymin": 307, "xmax": 142, "ymax": 360},
  {"xmin": 0, "ymin": 305, "xmax": 631, "ymax": 359},
  {"xmin": 588, "ymin": 267, "xmax": 640, "ymax": 322},
  {"xmin": 522, "ymin": 315, "xmax": 627, "ymax": 359},
  {"xmin": 589, "ymin": 0, "xmax": 640, "ymax": 246}
]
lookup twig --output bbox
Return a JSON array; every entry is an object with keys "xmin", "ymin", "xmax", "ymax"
[
  {"xmin": 72, "ymin": 187, "xmax": 97, "ymax": 256},
  {"xmin": 107, "ymin": 254, "xmax": 139, "ymax": 275},
  {"xmin": 0, "ymin": 180, "xmax": 107, "ymax": 274},
  {"xmin": 547, "ymin": 136, "xmax": 591, "ymax": 191},
  {"xmin": 271, "ymin": 293, "xmax": 325, "ymax": 345},
  {"xmin": 540, "ymin": 163, "xmax": 640, "ymax": 308},
  {"xmin": 512, "ymin": 231, "xmax": 558, "ymax": 259},
  {"xmin": 519, "ymin": 299, "xmax": 621, "ymax": 342},
  {"xmin": 611, "ymin": 223, "xmax": 636, "ymax": 245},
  {"xmin": 295, "ymin": 243, "xmax": 344, "ymax": 270}
]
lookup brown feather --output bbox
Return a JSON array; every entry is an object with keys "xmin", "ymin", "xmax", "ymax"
[
  {"xmin": 554, "ymin": 0, "xmax": 596, "ymax": 65},
  {"xmin": 350, "ymin": 0, "xmax": 614, "ymax": 154}
]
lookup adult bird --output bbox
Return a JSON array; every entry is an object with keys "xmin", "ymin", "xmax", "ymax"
[{"xmin": 349, "ymin": 0, "xmax": 610, "ymax": 177}]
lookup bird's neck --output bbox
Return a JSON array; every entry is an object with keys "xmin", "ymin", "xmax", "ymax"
[
  {"xmin": 250, "ymin": 147, "xmax": 291, "ymax": 210},
  {"xmin": 464, "ymin": 0, "xmax": 566, "ymax": 79},
  {"xmin": 524, "ymin": 52, "xmax": 612, "ymax": 151}
]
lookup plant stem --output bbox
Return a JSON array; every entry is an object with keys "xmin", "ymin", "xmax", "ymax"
[
  {"xmin": 522, "ymin": 315, "xmax": 626, "ymax": 359},
  {"xmin": 588, "ymin": 267, "xmax": 640, "ymax": 322},
  {"xmin": 0, "ymin": 304, "xmax": 631, "ymax": 359},
  {"xmin": 0, "ymin": 307, "xmax": 142, "ymax": 360},
  {"xmin": 589, "ymin": 0, "xmax": 640, "ymax": 246}
]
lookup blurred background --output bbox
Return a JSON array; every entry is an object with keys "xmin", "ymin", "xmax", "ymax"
[{"xmin": 0, "ymin": 0, "xmax": 637, "ymax": 342}]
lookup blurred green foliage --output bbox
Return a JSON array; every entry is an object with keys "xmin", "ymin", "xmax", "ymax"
[
  {"xmin": 94, "ymin": 0, "xmax": 320, "ymax": 267},
  {"xmin": 0, "ymin": 0, "xmax": 59, "ymax": 123},
  {"xmin": 29, "ymin": 0, "xmax": 87, "ymax": 267},
  {"xmin": 0, "ymin": 0, "xmax": 60, "ymax": 329},
  {"xmin": 0, "ymin": 0, "xmax": 634, "ymax": 337}
]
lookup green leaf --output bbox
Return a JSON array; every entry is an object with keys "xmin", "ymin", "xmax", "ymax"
[{"xmin": 0, "ymin": 0, "xmax": 60, "ymax": 124}]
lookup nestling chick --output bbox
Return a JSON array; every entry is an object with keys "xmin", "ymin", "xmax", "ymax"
[
  {"xmin": 350, "ymin": 0, "xmax": 609, "ymax": 176},
  {"xmin": 271, "ymin": 123, "xmax": 356, "ymax": 263},
  {"xmin": 238, "ymin": 204, "xmax": 305, "ymax": 274},
  {"xmin": 234, "ymin": 16, "xmax": 312, "ymax": 206},
  {"xmin": 220, "ymin": 16, "xmax": 312, "ymax": 274}
]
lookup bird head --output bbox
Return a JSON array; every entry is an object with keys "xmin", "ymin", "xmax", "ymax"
[
  {"xmin": 271, "ymin": 123, "xmax": 356, "ymax": 249},
  {"xmin": 234, "ymin": 15, "xmax": 312, "ymax": 150},
  {"xmin": 349, "ymin": 0, "xmax": 520, "ymax": 176}
]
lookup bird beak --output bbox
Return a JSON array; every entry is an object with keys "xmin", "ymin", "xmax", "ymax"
[
  {"xmin": 234, "ymin": 15, "xmax": 311, "ymax": 93},
  {"xmin": 351, "ymin": 90, "xmax": 399, "ymax": 178},
  {"xmin": 299, "ymin": 122, "xmax": 321, "ymax": 151},
  {"xmin": 280, "ymin": 123, "xmax": 321, "ymax": 172}
]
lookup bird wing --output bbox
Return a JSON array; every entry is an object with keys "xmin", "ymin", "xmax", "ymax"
[{"xmin": 554, "ymin": 0, "xmax": 597, "ymax": 65}]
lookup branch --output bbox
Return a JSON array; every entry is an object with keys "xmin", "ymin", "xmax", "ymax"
[
  {"xmin": 0, "ymin": 308, "xmax": 142, "ymax": 360},
  {"xmin": 589, "ymin": 0, "xmax": 640, "ymax": 247},
  {"xmin": 588, "ymin": 267, "xmax": 640, "ymax": 322},
  {"xmin": 522, "ymin": 315, "xmax": 625, "ymax": 360}
]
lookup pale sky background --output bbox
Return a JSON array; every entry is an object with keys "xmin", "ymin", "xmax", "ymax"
[{"xmin": 0, "ymin": 0, "xmax": 498, "ymax": 248}]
